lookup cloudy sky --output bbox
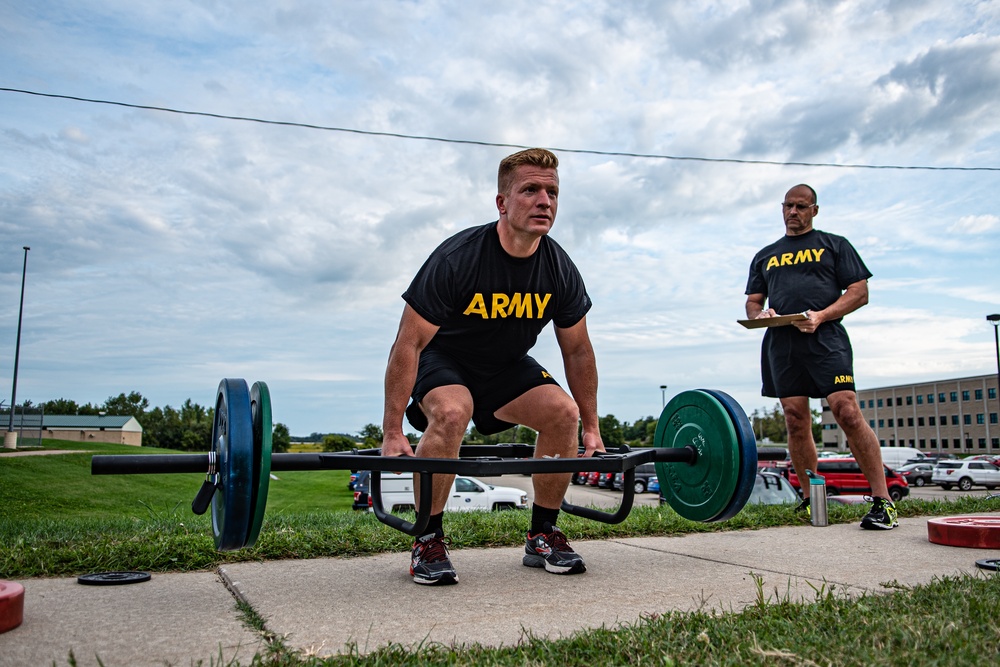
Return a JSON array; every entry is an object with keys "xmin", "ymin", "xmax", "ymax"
[{"xmin": 2, "ymin": 1, "xmax": 999, "ymax": 438}]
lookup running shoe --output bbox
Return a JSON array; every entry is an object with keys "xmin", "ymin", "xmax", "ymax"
[
  {"xmin": 523, "ymin": 523, "xmax": 586, "ymax": 574},
  {"xmin": 410, "ymin": 533, "xmax": 458, "ymax": 585},
  {"xmin": 860, "ymin": 497, "xmax": 898, "ymax": 530}
]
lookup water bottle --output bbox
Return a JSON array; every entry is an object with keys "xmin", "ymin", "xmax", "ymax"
[{"xmin": 805, "ymin": 469, "xmax": 828, "ymax": 527}]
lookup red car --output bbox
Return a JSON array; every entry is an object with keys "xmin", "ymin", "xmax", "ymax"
[{"xmin": 788, "ymin": 457, "xmax": 908, "ymax": 502}]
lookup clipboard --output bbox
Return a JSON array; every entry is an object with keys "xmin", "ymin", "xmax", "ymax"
[{"xmin": 737, "ymin": 313, "xmax": 808, "ymax": 329}]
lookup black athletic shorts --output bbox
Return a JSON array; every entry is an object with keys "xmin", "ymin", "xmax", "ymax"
[
  {"xmin": 761, "ymin": 323, "xmax": 857, "ymax": 398},
  {"xmin": 405, "ymin": 347, "xmax": 560, "ymax": 435}
]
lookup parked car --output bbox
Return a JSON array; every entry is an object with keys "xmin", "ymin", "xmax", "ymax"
[
  {"xmin": 348, "ymin": 471, "xmax": 363, "ymax": 490},
  {"xmin": 931, "ymin": 459, "xmax": 1000, "ymax": 491},
  {"xmin": 906, "ymin": 453, "xmax": 956, "ymax": 466},
  {"xmin": 612, "ymin": 463, "xmax": 657, "ymax": 494},
  {"xmin": 571, "ymin": 471, "xmax": 590, "ymax": 485},
  {"xmin": 597, "ymin": 471, "xmax": 616, "ymax": 489},
  {"xmin": 897, "ymin": 462, "xmax": 935, "ymax": 487},
  {"xmin": 660, "ymin": 471, "xmax": 801, "ymax": 508},
  {"xmin": 372, "ymin": 472, "xmax": 529, "ymax": 512},
  {"xmin": 351, "ymin": 470, "xmax": 371, "ymax": 510},
  {"xmin": 586, "ymin": 470, "xmax": 602, "ymax": 487},
  {"xmin": 965, "ymin": 454, "xmax": 1000, "ymax": 466},
  {"xmin": 787, "ymin": 457, "xmax": 909, "ymax": 502},
  {"xmin": 746, "ymin": 471, "xmax": 800, "ymax": 506},
  {"xmin": 648, "ymin": 476, "xmax": 659, "ymax": 494}
]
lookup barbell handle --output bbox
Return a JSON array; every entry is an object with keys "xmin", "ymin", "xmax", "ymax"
[
  {"xmin": 369, "ymin": 471, "xmax": 435, "ymax": 537},
  {"xmin": 560, "ymin": 467, "xmax": 637, "ymax": 524}
]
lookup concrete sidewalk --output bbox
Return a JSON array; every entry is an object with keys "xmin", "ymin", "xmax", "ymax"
[{"xmin": 2, "ymin": 514, "xmax": 996, "ymax": 666}]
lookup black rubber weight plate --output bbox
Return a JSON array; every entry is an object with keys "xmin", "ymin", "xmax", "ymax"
[
  {"xmin": 976, "ymin": 559, "xmax": 1000, "ymax": 571},
  {"xmin": 78, "ymin": 571, "xmax": 151, "ymax": 586}
]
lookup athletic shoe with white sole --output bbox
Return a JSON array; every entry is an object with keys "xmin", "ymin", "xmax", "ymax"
[{"xmin": 523, "ymin": 523, "xmax": 586, "ymax": 574}]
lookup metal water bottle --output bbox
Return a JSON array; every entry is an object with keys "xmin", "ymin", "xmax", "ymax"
[{"xmin": 805, "ymin": 469, "xmax": 828, "ymax": 527}]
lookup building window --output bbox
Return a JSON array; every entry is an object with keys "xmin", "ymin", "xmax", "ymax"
[
  {"xmin": 955, "ymin": 438, "xmax": 963, "ymax": 447},
  {"xmin": 877, "ymin": 398, "xmax": 883, "ymax": 408},
  {"xmin": 952, "ymin": 415, "xmax": 960, "ymax": 426},
  {"xmin": 962, "ymin": 390, "xmax": 970, "ymax": 401},
  {"xmin": 929, "ymin": 416, "xmax": 936, "ymax": 426},
  {"xmin": 919, "ymin": 439, "xmax": 926, "ymax": 447},
  {"xmin": 990, "ymin": 388, "xmax": 997, "ymax": 400},
  {"xmin": 977, "ymin": 414, "xmax": 985, "ymax": 425},
  {"xmin": 941, "ymin": 440, "xmax": 948, "ymax": 449},
  {"xmin": 928, "ymin": 394, "xmax": 935, "ymax": 404},
  {"xmin": 878, "ymin": 419, "xmax": 884, "ymax": 428},
  {"xmin": 916, "ymin": 395, "xmax": 923, "ymax": 405},
  {"xmin": 950, "ymin": 392, "xmax": 958, "ymax": 402},
  {"xmin": 993, "ymin": 438, "xmax": 999, "ymax": 448},
  {"xmin": 931, "ymin": 438, "xmax": 937, "ymax": 447},
  {"xmin": 896, "ymin": 397, "xmax": 903, "ymax": 406},
  {"xmin": 918, "ymin": 417, "xmax": 925, "ymax": 426},
  {"xmin": 869, "ymin": 420, "xmax": 875, "ymax": 428},
  {"xmin": 963, "ymin": 414, "xmax": 971, "ymax": 425},
  {"xmin": 906, "ymin": 395, "xmax": 913, "ymax": 405},
  {"xmin": 991, "ymin": 413, "xmax": 998, "ymax": 424},
  {"xmin": 939, "ymin": 393, "xmax": 946, "ymax": 402},
  {"xmin": 979, "ymin": 438, "xmax": 987, "ymax": 448},
  {"xmin": 888, "ymin": 418, "xmax": 894, "ymax": 427},
  {"xmin": 975, "ymin": 389, "xmax": 983, "ymax": 400},
  {"xmin": 908, "ymin": 417, "xmax": 914, "ymax": 427}
]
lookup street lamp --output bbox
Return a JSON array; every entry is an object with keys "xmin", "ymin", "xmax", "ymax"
[
  {"xmin": 988, "ymin": 314, "xmax": 1000, "ymax": 406},
  {"xmin": 6, "ymin": 247, "xmax": 30, "ymax": 450},
  {"xmin": 660, "ymin": 385, "xmax": 668, "ymax": 409}
]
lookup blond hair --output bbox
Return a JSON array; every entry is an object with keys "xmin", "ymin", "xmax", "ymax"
[{"xmin": 498, "ymin": 148, "xmax": 559, "ymax": 194}]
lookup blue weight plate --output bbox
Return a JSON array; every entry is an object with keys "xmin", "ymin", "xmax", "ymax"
[
  {"xmin": 245, "ymin": 381, "xmax": 272, "ymax": 548},
  {"xmin": 211, "ymin": 379, "xmax": 254, "ymax": 551},
  {"xmin": 701, "ymin": 389, "xmax": 757, "ymax": 521}
]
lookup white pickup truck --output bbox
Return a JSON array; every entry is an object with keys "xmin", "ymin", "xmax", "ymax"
[{"xmin": 371, "ymin": 473, "xmax": 528, "ymax": 513}]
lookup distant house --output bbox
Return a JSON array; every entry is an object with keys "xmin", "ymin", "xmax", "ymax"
[{"xmin": 8, "ymin": 414, "xmax": 143, "ymax": 446}]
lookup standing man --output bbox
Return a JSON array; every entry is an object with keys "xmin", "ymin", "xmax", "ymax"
[
  {"xmin": 745, "ymin": 184, "xmax": 897, "ymax": 530},
  {"xmin": 383, "ymin": 148, "xmax": 606, "ymax": 585}
]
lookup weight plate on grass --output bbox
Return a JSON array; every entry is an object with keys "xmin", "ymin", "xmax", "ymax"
[
  {"xmin": 701, "ymin": 389, "xmax": 757, "ymax": 521},
  {"xmin": 245, "ymin": 381, "xmax": 272, "ymax": 548},
  {"xmin": 654, "ymin": 390, "xmax": 740, "ymax": 522},
  {"xmin": 77, "ymin": 571, "xmax": 151, "ymax": 586},
  {"xmin": 211, "ymin": 379, "xmax": 254, "ymax": 551},
  {"xmin": 976, "ymin": 558, "xmax": 1000, "ymax": 571},
  {"xmin": 927, "ymin": 516, "xmax": 1000, "ymax": 549}
]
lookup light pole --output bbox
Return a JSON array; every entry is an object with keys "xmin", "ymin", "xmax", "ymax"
[
  {"xmin": 989, "ymin": 314, "xmax": 1000, "ymax": 408},
  {"xmin": 6, "ymin": 247, "xmax": 30, "ymax": 450},
  {"xmin": 660, "ymin": 385, "xmax": 668, "ymax": 409}
]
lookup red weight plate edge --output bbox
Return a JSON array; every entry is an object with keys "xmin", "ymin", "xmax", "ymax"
[
  {"xmin": 0, "ymin": 580, "xmax": 25, "ymax": 633},
  {"xmin": 927, "ymin": 516, "xmax": 1000, "ymax": 549}
]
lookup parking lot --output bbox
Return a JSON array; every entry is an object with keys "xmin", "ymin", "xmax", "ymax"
[{"xmin": 475, "ymin": 474, "xmax": 995, "ymax": 510}]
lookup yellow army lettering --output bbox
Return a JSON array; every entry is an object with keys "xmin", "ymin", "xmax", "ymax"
[
  {"xmin": 462, "ymin": 293, "xmax": 552, "ymax": 319},
  {"xmin": 764, "ymin": 248, "xmax": 825, "ymax": 271},
  {"xmin": 833, "ymin": 375, "xmax": 854, "ymax": 384}
]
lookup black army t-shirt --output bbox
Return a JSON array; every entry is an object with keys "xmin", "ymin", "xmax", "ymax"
[
  {"xmin": 745, "ymin": 229, "xmax": 872, "ymax": 317},
  {"xmin": 403, "ymin": 221, "xmax": 592, "ymax": 376}
]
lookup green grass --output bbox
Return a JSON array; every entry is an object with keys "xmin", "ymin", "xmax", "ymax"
[{"xmin": 3, "ymin": 439, "xmax": 1000, "ymax": 666}]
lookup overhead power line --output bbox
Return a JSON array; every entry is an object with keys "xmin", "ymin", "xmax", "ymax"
[{"xmin": 2, "ymin": 86, "xmax": 998, "ymax": 172}]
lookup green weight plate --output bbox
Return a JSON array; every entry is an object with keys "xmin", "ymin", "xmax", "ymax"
[
  {"xmin": 210, "ymin": 379, "xmax": 254, "ymax": 551},
  {"xmin": 245, "ymin": 381, "xmax": 272, "ymax": 548},
  {"xmin": 654, "ymin": 390, "xmax": 740, "ymax": 522}
]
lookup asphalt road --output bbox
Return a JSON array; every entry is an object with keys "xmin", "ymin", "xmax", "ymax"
[{"xmin": 477, "ymin": 474, "xmax": 994, "ymax": 509}]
